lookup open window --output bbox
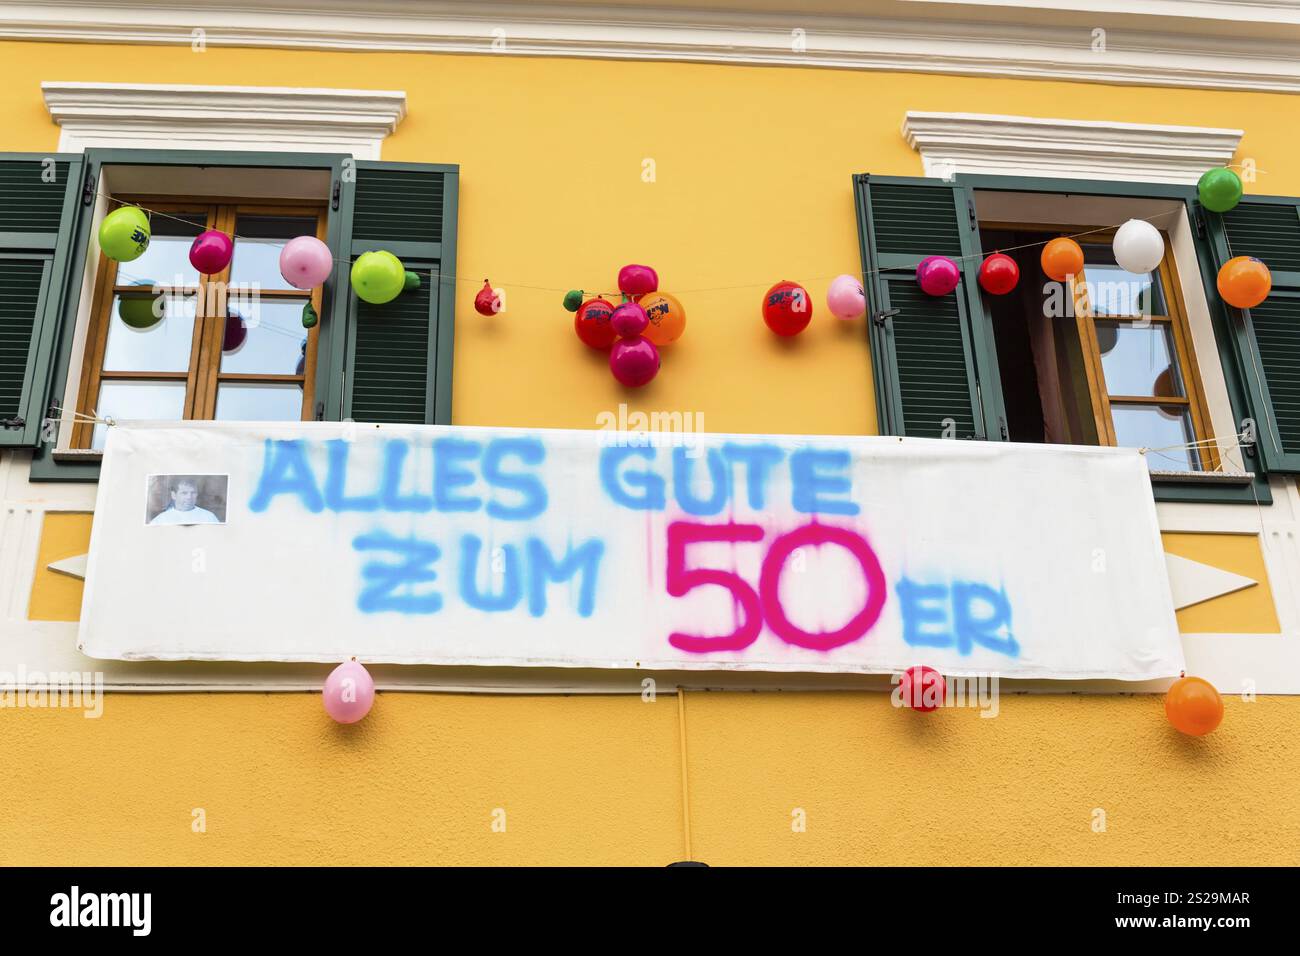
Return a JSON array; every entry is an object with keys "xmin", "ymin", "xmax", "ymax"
[
  {"xmin": 854, "ymin": 173, "xmax": 1291, "ymax": 504},
  {"xmin": 0, "ymin": 151, "xmax": 459, "ymax": 480}
]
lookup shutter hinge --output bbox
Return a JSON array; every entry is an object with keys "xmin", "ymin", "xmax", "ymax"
[
  {"xmin": 999, "ymin": 416, "xmax": 1009, "ymax": 441},
  {"xmin": 82, "ymin": 167, "xmax": 97, "ymax": 206},
  {"xmin": 871, "ymin": 308, "xmax": 900, "ymax": 328},
  {"xmin": 315, "ymin": 401, "xmax": 325, "ymax": 422},
  {"xmin": 331, "ymin": 179, "xmax": 341, "ymax": 211},
  {"xmin": 0, "ymin": 417, "xmax": 25, "ymax": 430},
  {"xmin": 967, "ymin": 195, "xmax": 978, "ymax": 231},
  {"xmin": 1194, "ymin": 205, "xmax": 1207, "ymax": 238},
  {"xmin": 1240, "ymin": 418, "xmax": 1257, "ymax": 459}
]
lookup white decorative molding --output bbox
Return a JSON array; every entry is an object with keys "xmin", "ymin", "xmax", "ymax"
[
  {"xmin": 903, "ymin": 111, "xmax": 1242, "ymax": 183},
  {"xmin": 42, "ymin": 82, "xmax": 407, "ymax": 157},
  {"xmin": 5, "ymin": 1, "xmax": 1300, "ymax": 93}
]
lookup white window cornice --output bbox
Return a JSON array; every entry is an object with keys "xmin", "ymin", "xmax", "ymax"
[
  {"xmin": 902, "ymin": 111, "xmax": 1243, "ymax": 184},
  {"xmin": 7, "ymin": 1, "xmax": 1300, "ymax": 93},
  {"xmin": 42, "ymin": 82, "xmax": 407, "ymax": 158}
]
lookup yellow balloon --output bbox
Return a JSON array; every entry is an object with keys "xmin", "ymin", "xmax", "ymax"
[{"xmin": 639, "ymin": 291, "xmax": 686, "ymax": 346}]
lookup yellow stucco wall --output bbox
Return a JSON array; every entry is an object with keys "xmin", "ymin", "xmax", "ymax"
[
  {"xmin": 1, "ymin": 40, "xmax": 1297, "ymax": 865},
  {"xmin": 1, "ymin": 690, "xmax": 1294, "ymax": 866}
]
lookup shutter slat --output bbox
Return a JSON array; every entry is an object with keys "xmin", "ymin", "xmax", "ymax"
[
  {"xmin": 0, "ymin": 258, "xmax": 47, "ymax": 419},
  {"xmin": 1249, "ymin": 295, "xmax": 1300, "ymax": 456}
]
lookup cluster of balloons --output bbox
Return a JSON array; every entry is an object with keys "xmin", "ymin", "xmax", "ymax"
[
  {"xmin": 1165, "ymin": 675, "xmax": 1222, "ymax": 736},
  {"xmin": 567, "ymin": 264, "xmax": 685, "ymax": 387},
  {"xmin": 323, "ymin": 658, "xmax": 376, "ymax": 724},
  {"xmin": 762, "ymin": 280, "xmax": 813, "ymax": 335}
]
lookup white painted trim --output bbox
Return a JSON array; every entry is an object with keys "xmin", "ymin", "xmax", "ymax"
[
  {"xmin": 1164, "ymin": 553, "xmax": 1258, "ymax": 610},
  {"xmin": 904, "ymin": 112, "xmax": 1242, "ymax": 184},
  {"xmin": 4, "ymin": 1, "xmax": 1300, "ymax": 93},
  {"xmin": 42, "ymin": 82, "xmax": 406, "ymax": 158}
]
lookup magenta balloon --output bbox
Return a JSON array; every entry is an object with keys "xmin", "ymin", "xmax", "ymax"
[
  {"xmin": 188, "ymin": 229, "xmax": 233, "ymax": 275},
  {"xmin": 618, "ymin": 264, "xmax": 659, "ymax": 296},
  {"xmin": 917, "ymin": 255, "xmax": 960, "ymax": 296},
  {"xmin": 279, "ymin": 235, "xmax": 334, "ymax": 290},
  {"xmin": 322, "ymin": 659, "xmax": 375, "ymax": 724},
  {"xmin": 609, "ymin": 335, "xmax": 660, "ymax": 388},
  {"xmin": 222, "ymin": 311, "xmax": 247, "ymax": 352},
  {"xmin": 610, "ymin": 301, "xmax": 649, "ymax": 338}
]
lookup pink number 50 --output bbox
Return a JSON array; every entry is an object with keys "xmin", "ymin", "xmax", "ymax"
[{"xmin": 666, "ymin": 520, "xmax": 886, "ymax": 653}]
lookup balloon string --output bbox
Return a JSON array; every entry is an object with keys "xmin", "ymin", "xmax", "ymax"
[{"xmin": 97, "ymin": 193, "xmax": 1191, "ymax": 298}]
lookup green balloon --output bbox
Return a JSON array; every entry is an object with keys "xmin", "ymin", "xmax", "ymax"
[
  {"xmin": 350, "ymin": 250, "xmax": 406, "ymax": 305},
  {"xmin": 99, "ymin": 206, "xmax": 151, "ymax": 262},
  {"xmin": 117, "ymin": 281, "xmax": 163, "ymax": 330},
  {"xmin": 1198, "ymin": 167, "xmax": 1243, "ymax": 213},
  {"xmin": 563, "ymin": 289, "xmax": 584, "ymax": 312},
  {"xmin": 403, "ymin": 270, "xmax": 421, "ymax": 291},
  {"xmin": 301, "ymin": 302, "xmax": 319, "ymax": 329}
]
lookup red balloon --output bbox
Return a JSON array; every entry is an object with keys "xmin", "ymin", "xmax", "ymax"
[
  {"xmin": 474, "ymin": 279, "xmax": 500, "ymax": 316},
  {"xmin": 574, "ymin": 297, "xmax": 618, "ymax": 350},
  {"xmin": 898, "ymin": 665, "xmax": 946, "ymax": 712},
  {"xmin": 762, "ymin": 280, "xmax": 812, "ymax": 336},
  {"xmin": 609, "ymin": 335, "xmax": 660, "ymax": 387},
  {"xmin": 979, "ymin": 253, "xmax": 1020, "ymax": 295}
]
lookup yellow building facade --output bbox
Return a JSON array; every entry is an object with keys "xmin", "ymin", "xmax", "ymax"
[{"xmin": 0, "ymin": 1, "xmax": 1298, "ymax": 865}]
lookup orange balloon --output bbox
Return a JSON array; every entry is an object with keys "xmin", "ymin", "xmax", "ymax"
[
  {"xmin": 1165, "ymin": 676, "xmax": 1223, "ymax": 736},
  {"xmin": 1040, "ymin": 237, "xmax": 1084, "ymax": 282},
  {"xmin": 1217, "ymin": 256, "xmax": 1272, "ymax": 309},
  {"xmin": 639, "ymin": 291, "xmax": 686, "ymax": 346}
]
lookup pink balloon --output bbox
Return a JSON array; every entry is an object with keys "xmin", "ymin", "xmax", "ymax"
[
  {"xmin": 826, "ymin": 274, "xmax": 866, "ymax": 320},
  {"xmin": 323, "ymin": 659, "xmax": 375, "ymax": 724},
  {"xmin": 917, "ymin": 256, "xmax": 960, "ymax": 296},
  {"xmin": 189, "ymin": 230, "xmax": 233, "ymax": 275},
  {"xmin": 610, "ymin": 301, "xmax": 649, "ymax": 337},
  {"xmin": 618, "ymin": 264, "xmax": 658, "ymax": 296},
  {"xmin": 610, "ymin": 335, "xmax": 660, "ymax": 387},
  {"xmin": 280, "ymin": 235, "xmax": 334, "ymax": 290}
]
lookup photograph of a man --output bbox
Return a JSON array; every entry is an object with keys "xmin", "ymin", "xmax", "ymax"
[{"xmin": 146, "ymin": 475, "xmax": 228, "ymax": 526}]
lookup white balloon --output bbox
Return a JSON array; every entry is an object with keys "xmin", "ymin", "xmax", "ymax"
[{"xmin": 1112, "ymin": 219, "xmax": 1164, "ymax": 275}]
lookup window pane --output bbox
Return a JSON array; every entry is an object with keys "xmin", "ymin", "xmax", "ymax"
[
  {"xmin": 1082, "ymin": 243, "xmax": 1167, "ymax": 317},
  {"xmin": 92, "ymin": 380, "xmax": 187, "ymax": 450},
  {"xmin": 1112, "ymin": 404, "xmax": 1199, "ymax": 472},
  {"xmin": 214, "ymin": 382, "xmax": 304, "ymax": 422},
  {"xmin": 103, "ymin": 292, "xmax": 197, "ymax": 373},
  {"xmin": 229, "ymin": 216, "xmax": 320, "ymax": 292},
  {"xmin": 220, "ymin": 299, "xmax": 310, "ymax": 375},
  {"xmin": 1095, "ymin": 320, "xmax": 1183, "ymax": 397},
  {"xmin": 112, "ymin": 212, "xmax": 205, "ymax": 288}
]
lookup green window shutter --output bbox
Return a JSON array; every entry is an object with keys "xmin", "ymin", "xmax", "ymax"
[
  {"xmin": 1203, "ymin": 196, "xmax": 1300, "ymax": 472},
  {"xmin": 0, "ymin": 155, "xmax": 84, "ymax": 448},
  {"xmin": 326, "ymin": 161, "xmax": 459, "ymax": 425},
  {"xmin": 854, "ymin": 174, "xmax": 1002, "ymax": 440}
]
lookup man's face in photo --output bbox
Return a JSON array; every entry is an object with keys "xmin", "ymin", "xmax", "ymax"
[{"xmin": 171, "ymin": 481, "xmax": 198, "ymax": 512}]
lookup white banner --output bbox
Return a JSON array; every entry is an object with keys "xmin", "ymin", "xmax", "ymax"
[{"xmin": 78, "ymin": 422, "xmax": 1183, "ymax": 679}]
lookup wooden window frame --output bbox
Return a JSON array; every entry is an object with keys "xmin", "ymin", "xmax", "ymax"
[
  {"xmin": 980, "ymin": 218, "xmax": 1218, "ymax": 471},
  {"xmin": 73, "ymin": 196, "xmax": 326, "ymax": 448},
  {"xmin": 1073, "ymin": 228, "xmax": 1218, "ymax": 472}
]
